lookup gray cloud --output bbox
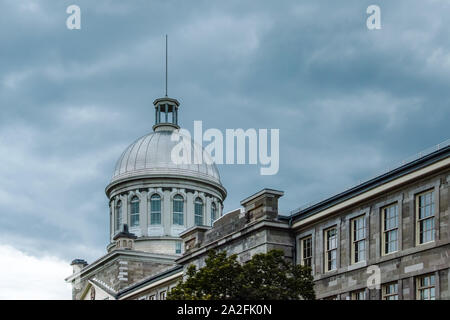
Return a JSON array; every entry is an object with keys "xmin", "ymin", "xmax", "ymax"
[{"xmin": 0, "ymin": 0, "xmax": 449, "ymax": 263}]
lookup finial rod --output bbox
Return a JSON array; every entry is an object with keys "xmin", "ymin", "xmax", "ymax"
[{"xmin": 165, "ymin": 34, "xmax": 168, "ymax": 97}]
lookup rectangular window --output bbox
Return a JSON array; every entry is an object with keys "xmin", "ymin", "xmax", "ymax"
[
  {"xmin": 175, "ymin": 241, "xmax": 182, "ymax": 254},
  {"xmin": 194, "ymin": 200, "xmax": 204, "ymax": 226},
  {"xmin": 173, "ymin": 212, "xmax": 183, "ymax": 225},
  {"xmin": 351, "ymin": 216, "xmax": 366, "ymax": 264},
  {"xmin": 130, "ymin": 215, "xmax": 139, "ymax": 227},
  {"xmin": 416, "ymin": 190, "xmax": 435, "ymax": 245},
  {"xmin": 194, "ymin": 213, "xmax": 203, "ymax": 226},
  {"xmin": 351, "ymin": 289, "xmax": 366, "ymax": 300},
  {"xmin": 130, "ymin": 198, "xmax": 140, "ymax": 227},
  {"xmin": 324, "ymin": 227, "xmax": 337, "ymax": 272},
  {"xmin": 300, "ymin": 236, "xmax": 313, "ymax": 268},
  {"xmin": 116, "ymin": 203, "xmax": 122, "ymax": 231},
  {"xmin": 382, "ymin": 282, "xmax": 399, "ymax": 300},
  {"xmin": 382, "ymin": 204, "xmax": 398, "ymax": 255},
  {"xmin": 416, "ymin": 274, "xmax": 436, "ymax": 300},
  {"xmin": 150, "ymin": 197, "xmax": 161, "ymax": 225},
  {"xmin": 173, "ymin": 198, "xmax": 184, "ymax": 225},
  {"xmin": 159, "ymin": 290, "xmax": 167, "ymax": 300}
]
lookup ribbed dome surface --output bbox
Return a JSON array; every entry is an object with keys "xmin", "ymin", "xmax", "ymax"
[{"xmin": 111, "ymin": 130, "xmax": 221, "ymax": 185}]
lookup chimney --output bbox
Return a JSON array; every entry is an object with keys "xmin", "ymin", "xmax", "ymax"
[
  {"xmin": 240, "ymin": 189, "xmax": 284, "ymax": 223},
  {"xmin": 70, "ymin": 259, "xmax": 88, "ymax": 274}
]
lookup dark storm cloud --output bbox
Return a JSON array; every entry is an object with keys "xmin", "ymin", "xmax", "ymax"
[{"xmin": 0, "ymin": 0, "xmax": 449, "ymax": 262}]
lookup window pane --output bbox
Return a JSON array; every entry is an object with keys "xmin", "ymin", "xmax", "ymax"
[
  {"xmin": 194, "ymin": 198, "xmax": 203, "ymax": 226},
  {"xmin": 173, "ymin": 195, "xmax": 184, "ymax": 225},
  {"xmin": 418, "ymin": 274, "xmax": 436, "ymax": 300},
  {"xmin": 430, "ymin": 287, "xmax": 435, "ymax": 300},
  {"xmin": 302, "ymin": 237, "xmax": 313, "ymax": 267},
  {"xmin": 175, "ymin": 241, "xmax": 182, "ymax": 254},
  {"xmin": 211, "ymin": 203, "xmax": 217, "ymax": 224},
  {"xmin": 130, "ymin": 197, "xmax": 140, "ymax": 227},
  {"xmin": 150, "ymin": 195, "xmax": 161, "ymax": 225},
  {"xmin": 116, "ymin": 201, "xmax": 122, "ymax": 230},
  {"xmin": 327, "ymin": 228, "xmax": 337, "ymax": 250}
]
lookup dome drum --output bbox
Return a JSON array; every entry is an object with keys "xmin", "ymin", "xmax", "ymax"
[{"xmin": 106, "ymin": 95, "xmax": 226, "ymax": 256}]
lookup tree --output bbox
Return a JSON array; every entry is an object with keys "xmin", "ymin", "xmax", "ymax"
[
  {"xmin": 167, "ymin": 250, "xmax": 242, "ymax": 300},
  {"xmin": 167, "ymin": 249, "xmax": 315, "ymax": 300},
  {"xmin": 240, "ymin": 250, "xmax": 315, "ymax": 300}
]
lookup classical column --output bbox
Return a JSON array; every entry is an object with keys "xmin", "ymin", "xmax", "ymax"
[
  {"xmin": 140, "ymin": 191, "xmax": 148, "ymax": 236},
  {"xmin": 186, "ymin": 192, "xmax": 194, "ymax": 228},
  {"xmin": 205, "ymin": 196, "xmax": 212, "ymax": 226},
  {"xmin": 163, "ymin": 189, "xmax": 171, "ymax": 236}
]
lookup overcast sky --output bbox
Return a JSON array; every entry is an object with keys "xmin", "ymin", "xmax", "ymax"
[{"xmin": 0, "ymin": 0, "xmax": 449, "ymax": 299}]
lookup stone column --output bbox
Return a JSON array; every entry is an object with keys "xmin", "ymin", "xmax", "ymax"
[
  {"xmin": 140, "ymin": 191, "xmax": 148, "ymax": 236},
  {"xmin": 163, "ymin": 189, "xmax": 171, "ymax": 236},
  {"xmin": 186, "ymin": 192, "xmax": 194, "ymax": 228},
  {"xmin": 205, "ymin": 196, "xmax": 212, "ymax": 226}
]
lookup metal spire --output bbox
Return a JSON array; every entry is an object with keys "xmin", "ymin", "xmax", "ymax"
[{"xmin": 165, "ymin": 34, "xmax": 168, "ymax": 97}]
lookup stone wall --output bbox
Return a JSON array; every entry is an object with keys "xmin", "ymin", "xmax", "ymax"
[{"xmin": 295, "ymin": 169, "xmax": 450, "ymax": 299}]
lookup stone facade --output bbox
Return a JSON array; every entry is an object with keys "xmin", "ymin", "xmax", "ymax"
[
  {"xmin": 290, "ymin": 150, "xmax": 450, "ymax": 300},
  {"xmin": 170, "ymin": 146, "xmax": 450, "ymax": 300},
  {"xmin": 67, "ymin": 250, "xmax": 178, "ymax": 300}
]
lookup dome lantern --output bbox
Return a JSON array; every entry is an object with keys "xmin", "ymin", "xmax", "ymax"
[{"xmin": 152, "ymin": 97, "xmax": 180, "ymax": 132}]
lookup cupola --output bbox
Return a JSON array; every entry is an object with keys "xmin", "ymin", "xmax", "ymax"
[{"xmin": 152, "ymin": 97, "xmax": 180, "ymax": 132}]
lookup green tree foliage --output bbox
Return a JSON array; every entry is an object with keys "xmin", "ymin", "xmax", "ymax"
[{"xmin": 167, "ymin": 249, "xmax": 315, "ymax": 300}]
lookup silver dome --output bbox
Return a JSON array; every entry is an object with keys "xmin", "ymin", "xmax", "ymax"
[{"xmin": 110, "ymin": 130, "xmax": 222, "ymax": 186}]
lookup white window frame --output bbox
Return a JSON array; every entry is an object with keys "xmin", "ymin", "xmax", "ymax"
[
  {"xmin": 194, "ymin": 197, "xmax": 204, "ymax": 226},
  {"xmin": 416, "ymin": 274, "xmax": 436, "ymax": 300},
  {"xmin": 381, "ymin": 203, "xmax": 399, "ymax": 256},
  {"xmin": 173, "ymin": 195, "xmax": 184, "ymax": 226},
  {"xmin": 415, "ymin": 190, "xmax": 435, "ymax": 245},
  {"xmin": 130, "ymin": 196, "xmax": 140, "ymax": 227},
  {"xmin": 351, "ymin": 289, "xmax": 367, "ymax": 300},
  {"xmin": 350, "ymin": 215, "xmax": 366, "ymax": 264},
  {"xmin": 300, "ymin": 236, "xmax": 313, "ymax": 268},
  {"xmin": 150, "ymin": 194, "xmax": 162, "ymax": 225},
  {"xmin": 382, "ymin": 282, "xmax": 399, "ymax": 300},
  {"xmin": 324, "ymin": 227, "xmax": 337, "ymax": 272}
]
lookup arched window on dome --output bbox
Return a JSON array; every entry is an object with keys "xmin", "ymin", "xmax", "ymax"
[
  {"xmin": 194, "ymin": 197, "xmax": 204, "ymax": 226},
  {"xmin": 150, "ymin": 194, "xmax": 161, "ymax": 225},
  {"xmin": 211, "ymin": 202, "xmax": 217, "ymax": 225},
  {"xmin": 115, "ymin": 200, "xmax": 122, "ymax": 231},
  {"xmin": 173, "ymin": 195, "xmax": 184, "ymax": 225},
  {"xmin": 130, "ymin": 196, "xmax": 140, "ymax": 227}
]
